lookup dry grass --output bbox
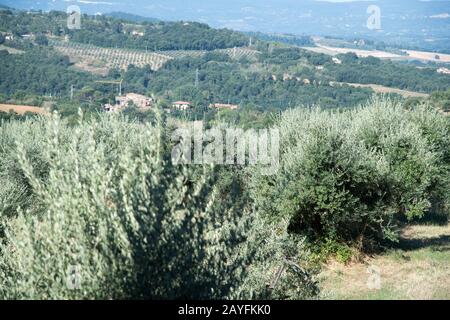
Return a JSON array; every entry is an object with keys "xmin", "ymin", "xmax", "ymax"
[
  {"xmin": 318, "ymin": 223, "xmax": 450, "ymax": 300},
  {"xmin": 50, "ymin": 40, "xmax": 260, "ymax": 75},
  {"xmin": 0, "ymin": 104, "xmax": 48, "ymax": 115},
  {"xmin": 405, "ymin": 50, "xmax": 450, "ymax": 63},
  {"xmin": 333, "ymin": 82, "xmax": 429, "ymax": 98}
]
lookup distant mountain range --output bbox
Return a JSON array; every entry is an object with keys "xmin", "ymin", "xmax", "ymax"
[{"xmin": 1, "ymin": 0, "xmax": 449, "ymax": 52}]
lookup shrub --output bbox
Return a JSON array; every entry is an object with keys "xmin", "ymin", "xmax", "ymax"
[
  {"xmin": 0, "ymin": 114, "xmax": 252, "ymax": 299},
  {"xmin": 251, "ymin": 97, "xmax": 450, "ymax": 247}
]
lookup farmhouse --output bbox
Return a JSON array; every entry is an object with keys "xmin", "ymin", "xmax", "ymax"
[
  {"xmin": 209, "ymin": 103, "xmax": 239, "ymax": 110},
  {"xmin": 437, "ymin": 67, "xmax": 450, "ymax": 75},
  {"xmin": 104, "ymin": 93, "xmax": 153, "ymax": 112},
  {"xmin": 116, "ymin": 93, "xmax": 153, "ymax": 109},
  {"xmin": 332, "ymin": 57, "xmax": 342, "ymax": 64},
  {"xmin": 172, "ymin": 101, "xmax": 192, "ymax": 110}
]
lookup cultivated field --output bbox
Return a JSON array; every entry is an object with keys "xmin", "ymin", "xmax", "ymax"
[
  {"xmin": 303, "ymin": 45, "xmax": 402, "ymax": 59},
  {"xmin": 163, "ymin": 47, "xmax": 260, "ymax": 60},
  {"xmin": 303, "ymin": 44, "xmax": 450, "ymax": 64},
  {"xmin": 50, "ymin": 40, "xmax": 261, "ymax": 74},
  {"xmin": 0, "ymin": 104, "xmax": 48, "ymax": 115},
  {"xmin": 331, "ymin": 82, "xmax": 430, "ymax": 98},
  {"xmin": 160, "ymin": 47, "xmax": 260, "ymax": 60},
  {"xmin": 216, "ymin": 47, "xmax": 261, "ymax": 61},
  {"xmin": 51, "ymin": 40, "xmax": 172, "ymax": 73},
  {"xmin": 403, "ymin": 50, "xmax": 450, "ymax": 63},
  {"xmin": 0, "ymin": 45, "xmax": 24, "ymax": 55}
]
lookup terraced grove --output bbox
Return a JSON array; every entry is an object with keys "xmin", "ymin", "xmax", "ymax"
[{"xmin": 50, "ymin": 40, "xmax": 261, "ymax": 73}]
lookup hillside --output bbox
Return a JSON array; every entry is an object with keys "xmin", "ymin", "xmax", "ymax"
[
  {"xmin": 0, "ymin": 9, "xmax": 449, "ymax": 119},
  {"xmin": 302, "ymin": 37, "xmax": 450, "ymax": 65},
  {"xmin": 0, "ymin": 10, "xmax": 249, "ymax": 51}
]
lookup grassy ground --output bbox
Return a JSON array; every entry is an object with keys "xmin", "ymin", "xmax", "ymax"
[{"xmin": 318, "ymin": 223, "xmax": 450, "ymax": 300}]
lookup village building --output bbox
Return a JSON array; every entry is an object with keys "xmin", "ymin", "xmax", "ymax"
[
  {"xmin": 437, "ymin": 67, "xmax": 450, "ymax": 75},
  {"xmin": 332, "ymin": 57, "xmax": 342, "ymax": 64},
  {"xmin": 209, "ymin": 103, "xmax": 239, "ymax": 110},
  {"xmin": 131, "ymin": 30, "xmax": 145, "ymax": 37},
  {"xmin": 3, "ymin": 33, "xmax": 14, "ymax": 41},
  {"xmin": 172, "ymin": 101, "xmax": 192, "ymax": 110},
  {"xmin": 103, "ymin": 103, "xmax": 119, "ymax": 113}
]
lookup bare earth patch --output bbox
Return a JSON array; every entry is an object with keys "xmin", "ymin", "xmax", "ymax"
[
  {"xmin": 318, "ymin": 224, "xmax": 450, "ymax": 300},
  {"xmin": 0, "ymin": 104, "xmax": 48, "ymax": 115}
]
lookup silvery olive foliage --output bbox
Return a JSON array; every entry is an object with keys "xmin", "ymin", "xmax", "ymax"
[
  {"xmin": 237, "ymin": 215, "xmax": 319, "ymax": 300},
  {"xmin": 250, "ymin": 97, "xmax": 450, "ymax": 245},
  {"xmin": 0, "ymin": 113, "xmax": 318, "ymax": 300},
  {"xmin": 0, "ymin": 113, "xmax": 255, "ymax": 299}
]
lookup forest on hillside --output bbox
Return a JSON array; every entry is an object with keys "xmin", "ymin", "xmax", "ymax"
[
  {"xmin": 0, "ymin": 97, "xmax": 449, "ymax": 299},
  {"xmin": 0, "ymin": 10, "xmax": 248, "ymax": 51}
]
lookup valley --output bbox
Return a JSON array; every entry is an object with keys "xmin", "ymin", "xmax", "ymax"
[{"xmin": 50, "ymin": 39, "xmax": 261, "ymax": 75}]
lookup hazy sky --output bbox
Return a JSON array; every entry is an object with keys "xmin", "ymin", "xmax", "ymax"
[{"xmin": 1, "ymin": 0, "xmax": 449, "ymax": 38}]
